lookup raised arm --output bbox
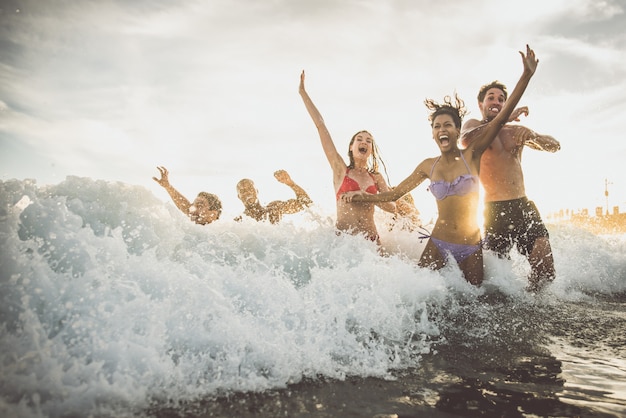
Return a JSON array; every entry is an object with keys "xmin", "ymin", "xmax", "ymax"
[
  {"xmin": 461, "ymin": 106, "xmax": 529, "ymax": 148},
  {"xmin": 273, "ymin": 170, "xmax": 313, "ymax": 210},
  {"xmin": 299, "ymin": 71, "xmax": 346, "ymax": 174},
  {"xmin": 469, "ymin": 45, "xmax": 538, "ymax": 156},
  {"xmin": 152, "ymin": 166, "xmax": 192, "ymax": 215}
]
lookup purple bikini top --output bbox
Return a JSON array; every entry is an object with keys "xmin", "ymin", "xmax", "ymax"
[{"xmin": 428, "ymin": 153, "xmax": 479, "ymax": 201}]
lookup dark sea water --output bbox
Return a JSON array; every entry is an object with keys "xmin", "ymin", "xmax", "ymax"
[
  {"xmin": 148, "ymin": 295, "xmax": 626, "ymax": 418},
  {"xmin": 1, "ymin": 177, "xmax": 625, "ymax": 417}
]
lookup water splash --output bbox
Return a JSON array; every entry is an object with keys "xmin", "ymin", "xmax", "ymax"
[{"xmin": 1, "ymin": 176, "xmax": 625, "ymax": 417}]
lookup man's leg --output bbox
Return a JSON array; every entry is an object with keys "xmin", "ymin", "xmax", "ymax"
[
  {"xmin": 527, "ymin": 236, "xmax": 555, "ymax": 291},
  {"xmin": 483, "ymin": 201, "xmax": 515, "ymax": 259}
]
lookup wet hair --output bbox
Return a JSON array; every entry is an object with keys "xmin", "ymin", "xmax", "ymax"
[
  {"xmin": 347, "ymin": 130, "xmax": 391, "ymax": 186},
  {"xmin": 236, "ymin": 178, "xmax": 254, "ymax": 190},
  {"xmin": 477, "ymin": 80, "xmax": 508, "ymax": 102},
  {"xmin": 198, "ymin": 192, "xmax": 222, "ymax": 218},
  {"xmin": 424, "ymin": 94, "xmax": 467, "ymax": 130}
]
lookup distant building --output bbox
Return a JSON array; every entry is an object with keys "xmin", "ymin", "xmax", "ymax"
[{"xmin": 557, "ymin": 205, "xmax": 626, "ymax": 234}]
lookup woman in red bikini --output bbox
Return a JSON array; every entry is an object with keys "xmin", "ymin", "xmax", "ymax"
[
  {"xmin": 299, "ymin": 71, "xmax": 396, "ymax": 244},
  {"xmin": 342, "ymin": 45, "xmax": 539, "ymax": 285}
]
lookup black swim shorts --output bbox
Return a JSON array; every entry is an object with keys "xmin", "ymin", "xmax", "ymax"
[{"xmin": 483, "ymin": 197, "xmax": 549, "ymax": 257}]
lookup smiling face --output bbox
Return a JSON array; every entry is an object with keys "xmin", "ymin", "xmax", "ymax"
[
  {"xmin": 479, "ymin": 87, "xmax": 506, "ymax": 121},
  {"xmin": 348, "ymin": 131, "xmax": 374, "ymax": 164},
  {"xmin": 236, "ymin": 179, "xmax": 259, "ymax": 206},
  {"xmin": 432, "ymin": 114, "xmax": 460, "ymax": 152}
]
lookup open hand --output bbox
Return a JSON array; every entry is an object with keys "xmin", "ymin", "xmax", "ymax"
[
  {"xmin": 509, "ymin": 106, "xmax": 529, "ymax": 122},
  {"xmin": 152, "ymin": 166, "xmax": 170, "ymax": 187},
  {"xmin": 274, "ymin": 169, "xmax": 292, "ymax": 185},
  {"xmin": 520, "ymin": 44, "xmax": 538, "ymax": 76}
]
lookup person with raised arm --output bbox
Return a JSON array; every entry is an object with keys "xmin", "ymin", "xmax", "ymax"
[
  {"xmin": 235, "ymin": 169, "xmax": 312, "ymax": 224},
  {"xmin": 153, "ymin": 166, "xmax": 222, "ymax": 225},
  {"xmin": 342, "ymin": 45, "xmax": 539, "ymax": 285},
  {"xmin": 299, "ymin": 72, "xmax": 396, "ymax": 245},
  {"xmin": 460, "ymin": 79, "xmax": 560, "ymax": 291}
]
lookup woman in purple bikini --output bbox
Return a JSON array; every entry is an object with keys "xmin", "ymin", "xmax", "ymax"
[
  {"xmin": 342, "ymin": 45, "xmax": 538, "ymax": 285},
  {"xmin": 299, "ymin": 71, "xmax": 396, "ymax": 244}
]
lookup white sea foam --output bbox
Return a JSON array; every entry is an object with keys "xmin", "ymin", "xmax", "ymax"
[{"xmin": 1, "ymin": 176, "xmax": 624, "ymax": 417}]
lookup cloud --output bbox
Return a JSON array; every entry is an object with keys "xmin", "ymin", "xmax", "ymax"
[{"xmin": 1, "ymin": 0, "xmax": 625, "ymax": 211}]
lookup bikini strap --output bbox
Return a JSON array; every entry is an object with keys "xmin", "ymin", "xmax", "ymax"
[
  {"xmin": 459, "ymin": 152, "xmax": 472, "ymax": 174},
  {"xmin": 429, "ymin": 156, "xmax": 441, "ymax": 178},
  {"xmin": 417, "ymin": 225, "xmax": 431, "ymax": 243}
]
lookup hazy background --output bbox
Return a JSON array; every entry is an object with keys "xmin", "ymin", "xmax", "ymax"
[{"xmin": 1, "ymin": 0, "xmax": 625, "ymax": 221}]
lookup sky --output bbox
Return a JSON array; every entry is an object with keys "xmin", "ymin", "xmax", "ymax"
[{"xmin": 1, "ymin": 0, "xmax": 625, "ymax": 221}]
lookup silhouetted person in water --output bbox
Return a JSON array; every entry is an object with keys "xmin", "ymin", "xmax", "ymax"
[
  {"xmin": 235, "ymin": 169, "xmax": 312, "ymax": 224},
  {"xmin": 153, "ymin": 166, "xmax": 222, "ymax": 225}
]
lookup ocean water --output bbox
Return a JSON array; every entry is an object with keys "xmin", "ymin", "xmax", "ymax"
[{"xmin": 1, "ymin": 176, "xmax": 625, "ymax": 418}]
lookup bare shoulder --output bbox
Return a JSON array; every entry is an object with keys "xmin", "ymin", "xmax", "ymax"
[
  {"xmin": 371, "ymin": 171, "xmax": 386, "ymax": 182},
  {"xmin": 367, "ymin": 172, "xmax": 387, "ymax": 190},
  {"xmin": 462, "ymin": 118, "xmax": 483, "ymax": 130},
  {"xmin": 416, "ymin": 157, "xmax": 436, "ymax": 177},
  {"xmin": 460, "ymin": 118, "xmax": 485, "ymax": 148}
]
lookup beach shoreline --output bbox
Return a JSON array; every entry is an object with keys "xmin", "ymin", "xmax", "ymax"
[{"xmin": 147, "ymin": 297, "xmax": 626, "ymax": 418}]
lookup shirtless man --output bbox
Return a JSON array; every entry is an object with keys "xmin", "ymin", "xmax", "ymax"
[
  {"xmin": 460, "ymin": 80, "xmax": 560, "ymax": 291},
  {"xmin": 235, "ymin": 169, "xmax": 312, "ymax": 224},
  {"xmin": 153, "ymin": 166, "xmax": 222, "ymax": 225}
]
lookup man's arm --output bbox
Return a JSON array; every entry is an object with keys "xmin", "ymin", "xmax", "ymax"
[
  {"xmin": 284, "ymin": 183, "xmax": 313, "ymax": 210},
  {"xmin": 152, "ymin": 166, "xmax": 192, "ymax": 215},
  {"xmin": 469, "ymin": 45, "xmax": 538, "ymax": 156},
  {"xmin": 506, "ymin": 125, "xmax": 560, "ymax": 152},
  {"xmin": 461, "ymin": 106, "xmax": 529, "ymax": 148},
  {"xmin": 267, "ymin": 170, "xmax": 313, "ymax": 221},
  {"xmin": 274, "ymin": 170, "xmax": 312, "ymax": 206},
  {"xmin": 523, "ymin": 129, "xmax": 560, "ymax": 152}
]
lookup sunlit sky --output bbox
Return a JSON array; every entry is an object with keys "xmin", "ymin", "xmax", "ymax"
[{"xmin": 1, "ymin": 0, "xmax": 625, "ymax": 221}]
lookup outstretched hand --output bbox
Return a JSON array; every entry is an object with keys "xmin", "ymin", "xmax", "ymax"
[
  {"xmin": 509, "ymin": 106, "xmax": 529, "ymax": 122},
  {"xmin": 152, "ymin": 166, "xmax": 170, "ymax": 188},
  {"xmin": 520, "ymin": 44, "xmax": 538, "ymax": 76},
  {"xmin": 340, "ymin": 191, "xmax": 364, "ymax": 203}
]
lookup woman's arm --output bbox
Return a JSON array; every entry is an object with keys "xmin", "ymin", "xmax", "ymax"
[
  {"xmin": 299, "ymin": 71, "xmax": 346, "ymax": 174},
  {"xmin": 372, "ymin": 173, "xmax": 396, "ymax": 213},
  {"xmin": 152, "ymin": 166, "xmax": 192, "ymax": 215},
  {"xmin": 343, "ymin": 163, "xmax": 429, "ymax": 203},
  {"xmin": 461, "ymin": 106, "xmax": 530, "ymax": 149}
]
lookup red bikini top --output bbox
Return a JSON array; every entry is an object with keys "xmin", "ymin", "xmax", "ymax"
[{"xmin": 336, "ymin": 168, "xmax": 378, "ymax": 200}]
